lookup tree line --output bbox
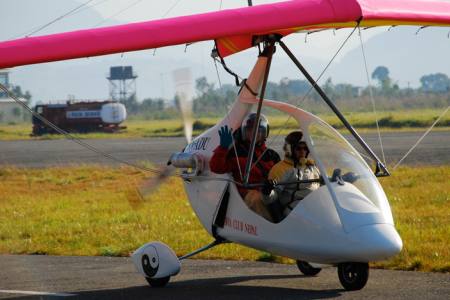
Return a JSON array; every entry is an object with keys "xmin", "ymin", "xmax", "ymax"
[
  {"xmin": 124, "ymin": 66, "xmax": 449, "ymax": 119},
  {"xmin": 5, "ymin": 66, "xmax": 449, "ymax": 120}
]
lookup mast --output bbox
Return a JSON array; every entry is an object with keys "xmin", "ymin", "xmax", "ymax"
[{"xmin": 243, "ymin": 40, "xmax": 275, "ymax": 185}]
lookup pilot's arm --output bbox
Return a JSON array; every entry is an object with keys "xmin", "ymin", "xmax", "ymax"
[{"xmin": 209, "ymin": 125, "xmax": 234, "ymax": 174}]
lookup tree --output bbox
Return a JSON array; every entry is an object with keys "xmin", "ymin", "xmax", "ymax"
[
  {"xmin": 322, "ymin": 78, "xmax": 334, "ymax": 98},
  {"xmin": 420, "ymin": 73, "xmax": 450, "ymax": 93},
  {"xmin": 371, "ymin": 66, "xmax": 397, "ymax": 95},
  {"xmin": 121, "ymin": 94, "xmax": 139, "ymax": 114},
  {"xmin": 12, "ymin": 107, "xmax": 21, "ymax": 117},
  {"xmin": 371, "ymin": 66, "xmax": 389, "ymax": 83},
  {"xmin": 195, "ymin": 77, "xmax": 214, "ymax": 96}
]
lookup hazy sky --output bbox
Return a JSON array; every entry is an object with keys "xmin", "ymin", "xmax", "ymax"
[{"xmin": 2, "ymin": 0, "xmax": 448, "ymax": 102}]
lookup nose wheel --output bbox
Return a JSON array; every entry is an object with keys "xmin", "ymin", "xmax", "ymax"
[
  {"xmin": 146, "ymin": 276, "xmax": 171, "ymax": 287},
  {"xmin": 337, "ymin": 262, "xmax": 369, "ymax": 291}
]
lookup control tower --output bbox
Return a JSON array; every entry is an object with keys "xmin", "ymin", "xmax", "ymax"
[{"xmin": 107, "ymin": 66, "xmax": 137, "ymax": 102}]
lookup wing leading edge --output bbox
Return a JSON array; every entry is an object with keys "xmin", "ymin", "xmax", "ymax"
[{"xmin": 0, "ymin": 0, "xmax": 449, "ymax": 69}]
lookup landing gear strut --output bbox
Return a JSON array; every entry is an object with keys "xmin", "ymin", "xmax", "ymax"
[
  {"xmin": 296, "ymin": 260, "xmax": 322, "ymax": 276},
  {"xmin": 337, "ymin": 262, "xmax": 369, "ymax": 291}
]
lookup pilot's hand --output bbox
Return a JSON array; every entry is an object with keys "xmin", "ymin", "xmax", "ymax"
[
  {"xmin": 218, "ymin": 125, "xmax": 233, "ymax": 149},
  {"xmin": 342, "ymin": 172, "xmax": 359, "ymax": 183},
  {"xmin": 262, "ymin": 179, "xmax": 276, "ymax": 195}
]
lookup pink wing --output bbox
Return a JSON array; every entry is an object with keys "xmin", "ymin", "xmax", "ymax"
[{"xmin": 1, "ymin": 0, "xmax": 449, "ymax": 68}]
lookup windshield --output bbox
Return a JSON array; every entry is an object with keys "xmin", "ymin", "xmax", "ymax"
[{"xmin": 307, "ymin": 120, "xmax": 389, "ymax": 212}]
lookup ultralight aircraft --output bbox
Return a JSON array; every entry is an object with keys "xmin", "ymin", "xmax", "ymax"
[{"xmin": 1, "ymin": 0, "xmax": 449, "ymax": 291}]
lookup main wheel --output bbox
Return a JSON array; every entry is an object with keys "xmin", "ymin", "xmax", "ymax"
[
  {"xmin": 145, "ymin": 276, "xmax": 170, "ymax": 288},
  {"xmin": 337, "ymin": 262, "xmax": 369, "ymax": 291},
  {"xmin": 296, "ymin": 260, "xmax": 322, "ymax": 276}
]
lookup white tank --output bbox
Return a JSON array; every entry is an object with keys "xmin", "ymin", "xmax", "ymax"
[{"xmin": 100, "ymin": 102, "xmax": 127, "ymax": 124}]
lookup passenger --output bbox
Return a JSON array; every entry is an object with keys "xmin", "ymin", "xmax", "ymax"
[
  {"xmin": 209, "ymin": 113, "xmax": 280, "ymax": 221},
  {"xmin": 263, "ymin": 131, "xmax": 320, "ymax": 222}
]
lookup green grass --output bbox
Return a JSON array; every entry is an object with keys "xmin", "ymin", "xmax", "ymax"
[
  {"xmin": 1, "ymin": 109, "xmax": 448, "ymax": 140},
  {"xmin": 0, "ymin": 165, "xmax": 449, "ymax": 272}
]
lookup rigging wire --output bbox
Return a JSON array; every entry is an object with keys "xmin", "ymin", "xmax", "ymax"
[
  {"xmin": 0, "ymin": 83, "xmax": 166, "ymax": 175},
  {"xmin": 67, "ymin": 0, "xmax": 113, "ymax": 16},
  {"xmin": 251, "ymin": 23, "xmax": 360, "ymax": 170},
  {"xmin": 161, "ymin": 0, "xmax": 184, "ymax": 18},
  {"xmin": 94, "ymin": 0, "xmax": 146, "ymax": 27},
  {"xmin": 358, "ymin": 25, "xmax": 387, "ymax": 166},
  {"xmin": 95, "ymin": 0, "xmax": 182, "ymax": 28},
  {"xmin": 10, "ymin": 0, "xmax": 96, "ymax": 39},
  {"xmin": 393, "ymin": 106, "xmax": 449, "ymax": 170}
]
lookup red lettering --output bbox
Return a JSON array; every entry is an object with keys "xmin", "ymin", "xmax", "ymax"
[
  {"xmin": 245, "ymin": 223, "xmax": 257, "ymax": 236},
  {"xmin": 224, "ymin": 218, "xmax": 258, "ymax": 236}
]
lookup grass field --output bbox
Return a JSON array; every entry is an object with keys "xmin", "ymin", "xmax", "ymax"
[
  {"xmin": 0, "ymin": 165, "xmax": 448, "ymax": 272},
  {"xmin": 0, "ymin": 108, "xmax": 449, "ymax": 140}
]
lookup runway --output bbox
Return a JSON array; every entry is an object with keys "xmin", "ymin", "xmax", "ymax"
[
  {"xmin": 0, "ymin": 255, "xmax": 449, "ymax": 300},
  {"xmin": 0, "ymin": 131, "xmax": 449, "ymax": 168},
  {"xmin": 1, "ymin": 132, "xmax": 449, "ymax": 299}
]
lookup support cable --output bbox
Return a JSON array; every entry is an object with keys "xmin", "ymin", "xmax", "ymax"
[
  {"xmin": 393, "ymin": 106, "xmax": 449, "ymax": 170},
  {"xmin": 358, "ymin": 25, "xmax": 387, "ymax": 166},
  {"xmin": 280, "ymin": 39, "xmax": 390, "ymax": 176},
  {"xmin": 251, "ymin": 23, "xmax": 359, "ymax": 171},
  {"xmin": 11, "ymin": 0, "xmax": 96, "ymax": 39},
  {"xmin": 94, "ymin": 0, "xmax": 153, "ymax": 27},
  {"xmin": 161, "ymin": 0, "xmax": 184, "ymax": 18},
  {"xmin": 0, "ymin": 83, "xmax": 166, "ymax": 175},
  {"xmin": 1, "ymin": 80, "xmax": 333, "ymax": 189}
]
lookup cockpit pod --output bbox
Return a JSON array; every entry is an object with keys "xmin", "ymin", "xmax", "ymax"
[
  {"xmin": 181, "ymin": 95, "xmax": 402, "ymax": 265},
  {"xmin": 244, "ymin": 99, "xmax": 403, "ymax": 263},
  {"xmin": 297, "ymin": 107, "xmax": 403, "ymax": 262}
]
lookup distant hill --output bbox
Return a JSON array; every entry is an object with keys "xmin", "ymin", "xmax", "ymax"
[{"xmin": 328, "ymin": 26, "xmax": 450, "ymax": 88}]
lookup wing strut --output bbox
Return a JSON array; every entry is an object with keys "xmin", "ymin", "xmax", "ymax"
[
  {"xmin": 278, "ymin": 40, "xmax": 390, "ymax": 177},
  {"xmin": 243, "ymin": 39, "xmax": 276, "ymax": 185}
]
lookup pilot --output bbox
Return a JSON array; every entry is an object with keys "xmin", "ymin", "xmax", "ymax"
[
  {"xmin": 209, "ymin": 113, "xmax": 280, "ymax": 221},
  {"xmin": 263, "ymin": 131, "xmax": 320, "ymax": 222}
]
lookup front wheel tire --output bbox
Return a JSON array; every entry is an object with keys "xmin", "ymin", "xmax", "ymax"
[
  {"xmin": 296, "ymin": 260, "xmax": 322, "ymax": 276},
  {"xmin": 146, "ymin": 276, "xmax": 170, "ymax": 288},
  {"xmin": 337, "ymin": 262, "xmax": 369, "ymax": 291}
]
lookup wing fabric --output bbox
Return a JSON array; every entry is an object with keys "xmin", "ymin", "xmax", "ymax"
[{"xmin": 1, "ymin": 0, "xmax": 450, "ymax": 68}]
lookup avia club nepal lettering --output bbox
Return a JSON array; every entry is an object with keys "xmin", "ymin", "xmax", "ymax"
[
  {"xmin": 224, "ymin": 217, "xmax": 258, "ymax": 236},
  {"xmin": 186, "ymin": 137, "xmax": 210, "ymax": 152}
]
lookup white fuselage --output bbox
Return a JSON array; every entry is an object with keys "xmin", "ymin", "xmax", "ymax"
[{"xmin": 182, "ymin": 56, "xmax": 402, "ymax": 264}]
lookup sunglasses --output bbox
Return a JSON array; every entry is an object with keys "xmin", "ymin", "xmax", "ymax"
[{"xmin": 295, "ymin": 146, "xmax": 308, "ymax": 151}]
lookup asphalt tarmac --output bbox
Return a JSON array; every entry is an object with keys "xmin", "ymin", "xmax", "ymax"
[
  {"xmin": 0, "ymin": 255, "xmax": 449, "ymax": 300},
  {"xmin": 0, "ymin": 131, "xmax": 449, "ymax": 168},
  {"xmin": 1, "ymin": 132, "xmax": 449, "ymax": 299}
]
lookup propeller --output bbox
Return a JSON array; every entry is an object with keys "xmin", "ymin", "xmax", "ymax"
[
  {"xmin": 173, "ymin": 67, "xmax": 194, "ymax": 144},
  {"xmin": 128, "ymin": 68, "xmax": 195, "ymax": 206}
]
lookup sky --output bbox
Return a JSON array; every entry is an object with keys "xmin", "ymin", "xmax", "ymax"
[{"xmin": 1, "ymin": 0, "xmax": 449, "ymax": 103}]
